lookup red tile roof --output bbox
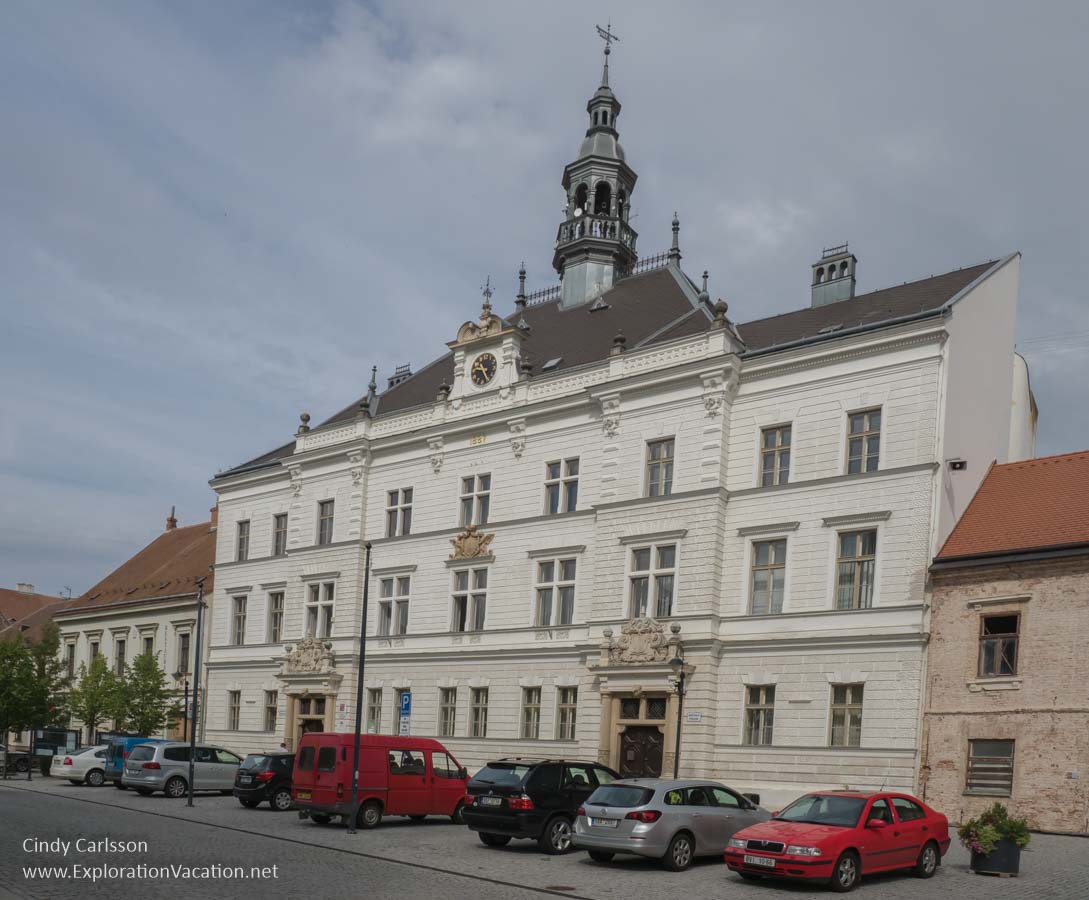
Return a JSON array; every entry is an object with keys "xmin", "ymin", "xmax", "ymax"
[
  {"xmin": 936, "ymin": 450, "xmax": 1089, "ymax": 562},
  {"xmin": 0, "ymin": 588, "xmax": 66, "ymax": 639}
]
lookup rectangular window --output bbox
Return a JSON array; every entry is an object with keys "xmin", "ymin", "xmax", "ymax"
[
  {"xmin": 979, "ymin": 614, "xmax": 1019, "ymax": 677},
  {"xmin": 268, "ymin": 592, "xmax": 285, "ymax": 644},
  {"xmin": 305, "ymin": 582, "xmax": 335, "ymax": 638},
  {"xmin": 439, "ymin": 688, "xmax": 457, "ymax": 737},
  {"xmin": 470, "ymin": 687, "xmax": 489, "ymax": 738},
  {"xmin": 178, "ymin": 632, "xmax": 190, "ymax": 674},
  {"xmin": 459, "ymin": 474, "xmax": 491, "ymax": 526},
  {"xmin": 744, "ymin": 685, "xmax": 775, "ymax": 746},
  {"xmin": 65, "ymin": 643, "xmax": 76, "ymax": 678},
  {"xmin": 452, "ymin": 568, "xmax": 488, "ymax": 632},
  {"xmin": 534, "ymin": 558, "xmax": 577, "ymax": 626},
  {"xmin": 264, "ymin": 691, "xmax": 278, "ymax": 732},
  {"xmin": 366, "ymin": 689, "xmax": 382, "ymax": 734},
  {"xmin": 521, "ymin": 687, "xmax": 541, "ymax": 739},
  {"xmin": 89, "ymin": 641, "xmax": 99, "ymax": 662},
  {"xmin": 846, "ymin": 408, "xmax": 881, "ymax": 474},
  {"xmin": 114, "ymin": 639, "xmax": 126, "ymax": 677},
  {"xmin": 557, "ymin": 687, "xmax": 578, "ymax": 740},
  {"xmin": 385, "ymin": 488, "xmax": 413, "ymax": 537},
  {"xmin": 227, "ymin": 691, "xmax": 241, "ymax": 731},
  {"xmin": 317, "ymin": 499, "xmax": 335, "ymax": 545},
  {"xmin": 378, "ymin": 576, "xmax": 411, "ymax": 636},
  {"xmin": 835, "ymin": 530, "xmax": 877, "ymax": 610},
  {"xmin": 645, "ymin": 439, "xmax": 675, "ymax": 497},
  {"xmin": 272, "ymin": 513, "xmax": 288, "ymax": 556},
  {"xmin": 628, "ymin": 544, "xmax": 677, "ymax": 618},
  {"xmin": 750, "ymin": 539, "xmax": 787, "ymax": 614},
  {"xmin": 236, "ymin": 520, "xmax": 250, "ymax": 562},
  {"xmin": 829, "ymin": 684, "xmax": 864, "ymax": 747},
  {"xmin": 761, "ymin": 425, "xmax": 791, "ymax": 486},
  {"xmin": 231, "ymin": 596, "xmax": 247, "ymax": 646},
  {"xmin": 966, "ymin": 739, "xmax": 1015, "ymax": 796},
  {"xmin": 142, "ymin": 635, "xmax": 153, "ymax": 657},
  {"xmin": 544, "ymin": 458, "xmax": 580, "ymax": 514}
]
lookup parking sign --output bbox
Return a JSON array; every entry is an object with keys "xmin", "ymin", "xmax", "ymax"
[{"xmin": 400, "ymin": 691, "xmax": 412, "ymax": 716}]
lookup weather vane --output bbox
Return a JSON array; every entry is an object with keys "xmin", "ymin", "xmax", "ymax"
[
  {"xmin": 481, "ymin": 275, "xmax": 493, "ymax": 315},
  {"xmin": 596, "ymin": 21, "xmax": 619, "ymax": 53}
]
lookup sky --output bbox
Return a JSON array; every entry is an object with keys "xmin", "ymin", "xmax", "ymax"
[{"xmin": 2, "ymin": 0, "xmax": 1088, "ymax": 596}]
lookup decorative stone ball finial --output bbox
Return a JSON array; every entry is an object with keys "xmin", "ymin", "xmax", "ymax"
[
  {"xmin": 519, "ymin": 356, "xmax": 534, "ymax": 377},
  {"xmin": 297, "ymin": 412, "xmax": 311, "ymax": 434},
  {"xmin": 610, "ymin": 329, "xmax": 627, "ymax": 356},
  {"xmin": 669, "ymin": 622, "xmax": 682, "ymax": 635},
  {"xmin": 712, "ymin": 298, "xmax": 729, "ymax": 328},
  {"xmin": 437, "ymin": 380, "xmax": 451, "ymax": 401},
  {"xmin": 359, "ymin": 396, "xmax": 371, "ymax": 418}
]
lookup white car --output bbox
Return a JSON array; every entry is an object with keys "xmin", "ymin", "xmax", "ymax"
[{"xmin": 51, "ymin": 745, "xmax": 109, "ymax": 786}]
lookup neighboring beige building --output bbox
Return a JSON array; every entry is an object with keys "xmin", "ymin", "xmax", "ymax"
[{"xmin": 923, "ymin": 451, "xmax": 1089, "ymax": 834}]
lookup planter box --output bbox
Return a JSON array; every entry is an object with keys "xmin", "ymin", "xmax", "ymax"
[{"xmin": 970, "ymin": 837, "xmax": 1021, "ymax": 876}]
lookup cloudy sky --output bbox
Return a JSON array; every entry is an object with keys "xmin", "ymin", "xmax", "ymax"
[{"xmin": 2, "ymin": 0, "xmax": 1087, "ymax": 595}]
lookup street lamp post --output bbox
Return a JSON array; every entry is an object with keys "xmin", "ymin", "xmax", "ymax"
[
  {"xmin": 669, "ymin": 655, "xmax": 687, "ymax": 779},
  {"xmin": 186, "ymin": 577, "xmax": 206, "ymax": 808},
  {"xmin": 347, "ymin": 543, "xmax": 373, "ymax": 835},
  {"xmin": 172, "ymin": 670, "xmax": 190, "ymax": 742}
]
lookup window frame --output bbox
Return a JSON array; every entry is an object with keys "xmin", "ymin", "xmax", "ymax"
[
  {"xmin": 305, "ymin": 582, "xmax": 335, "ymax": 639},
  {"xmin": 267, "ymin": 591, "xmax": 284, "ymax": 644},
  {"xmin": 264, "ymin": 690, "xmax": 278, "ymax": 732},
  {"xmin": 644, "ymin": 438, "xmax": 675, "ymax": 498},
  {"xmin": 459, "ymin": 474, "xmax": 491, "ymax": 526},
  {"xmin": 744, "ymin": 684, "xmax": 775, "ymax": 746},
  {"xmin": 966, "ymin": 739, "xmax": 1015, "ymax": 797},
  {"xmin": 978, "ymin": 613, "xmax": 1020, "ymax": 677},
  {"xmin": 834, "ymin": 529, "xmax": 878, "ymax": 610},
  {"xmin": 829, "ymin": 683, "xmax": 865, "ymax": 748},
  {"xmin": 272, "ymin": 513, "xmax": 288, "ymax": 557},
  {"xmin": 177, "ymin": 632, "xmax": 191, "ymax": 674},
  {"xmin": 470, "ymin": 687, "xmax": 489, "ymax": 738},
  {"xmin": 385, "ymin": 488, "xmax": 413, "ymax": 537},
  {"xmin": 749, "ymin": 538, "xmax": 788, "ymax": 615},
  {"xmin": 366, "ymin": 688, "xmax": 382, "ymax": 734},
  {"xmin": 760, "ymin": 424, "xmax": 792, "ymax": 487},
  {"xmin": 227, "ymin": 690, "xmax": 241, "ymax": 731},
  {"xmin": 231, "ymin": 596, "xmax": 247, "ymax": 646},
  {"xmin": 845, "ymin": 407, "xmax": 882, "ymax": 475},
  {"xmin": 451, "ymin": 567, "xmax": 488, "ymax": 632},
  {"xmin": 544, "ymin": 458, "xmax": 580, "ymax": 515},
  {"xmin": 557, "ymin": 686, "xmax": 578, "ymax": 741},
  {"xmin": 533, "ymin": 557, "xmax": 577, "ymax": 627},
  {"xmin": 439, "ymin": 687, "xmax": 457, "ymax": 737},
  {"xmin": 317, "ymin": 499, "xmax": 335, "ymax": 546},
  {"xmin": 627, "ymin": 543, "xmax": 678, "ymax": 618},
  {"xmin": 520, "ymin": 687, "xmax": 541, "ymax": 739},
  {"xmin": 114, "ymin": 639, "xmax": 126, "ymax": 677},
  {"xmin": 236, "ymin": 520, "xmax": 250, "ymax": 562}
]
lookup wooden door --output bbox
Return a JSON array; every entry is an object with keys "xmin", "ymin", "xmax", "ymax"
[{"xmin": 619, "ymin": 726, "xmax": 664, "ymax": 778}]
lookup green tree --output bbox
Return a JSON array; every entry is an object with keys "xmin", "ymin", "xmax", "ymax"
[
  {"xmin": 116, "ymin": 652, "xmax": 182, "ymax": 737},
  {"xmin": 0, "ymin": 637, "xmax": 37, "ymax": 746},
  {"xmin": 67, "ymin": 655, "xmax": 122, "ymax": 743},
  {"xmin": 25, "ymin": 622, "xmax": 71, "ymax": 728}
]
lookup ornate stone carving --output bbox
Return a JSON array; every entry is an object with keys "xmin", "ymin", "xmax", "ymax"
[
  {"xmin": 607, "ymin": 617, "xmax": 671, "ymax": 664},
  {"xmin": 346, "ymin": 449, "xmax": 365, "ymax": 485},
  {"xmin": 700, "ymin": 368, "xmax": 740, "ymax": 418},
  {"xmin": 428, "ymin": 436, "xmax": 445, "ymax": 473},
  {"xmin": 280, "ymin": 637, "xmax": 335, "ymax": 675},
  {"xmin": 449, "ymin": 524, "xmax": 494, "ymax": 560},
  {"xmin": 599, "ymin": 393, "xmax": 621, "ymax": 437},
  {"xmin": 288, "ymin": 465, "xmax": 303, "ymax": 496},
  {"xmin": 450, "ymin": 311, "xmax": 508, "ymax": 347},
  {"xmin": 508, "ymin": 418, "xmax": 526, "ymax": 458}
]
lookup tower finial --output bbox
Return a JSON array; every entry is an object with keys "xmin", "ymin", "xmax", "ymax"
[
  {"xmin": 368, "ymin": 365, "xmax": 377, "ymax": 393},
  {"xmin": 516, "ymin": 262, "xmax": 527, "ymax": 307},
  {"xmin": 481, "ymin": 275, "xmax": 493, "ymax": 316},
  {"xmin": 669, "ymin": 212, "xmax": 681, "ymax": 266},
  {"xmin": 596, "ymin": 22, "xmax": 619, "ymax": 87}
]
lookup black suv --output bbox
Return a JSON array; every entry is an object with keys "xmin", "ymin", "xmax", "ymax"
[
  {"xmin": 463, "ymin": 758, "xmax": 620, "ymax": 854},
  {"xmin": 233, "ymin": 752, "xmax": 295, "ymax": 811}
]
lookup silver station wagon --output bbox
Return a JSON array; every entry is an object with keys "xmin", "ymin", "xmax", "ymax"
[
  {"xmin": 121, "ymin": 742, "xmax": 243, "ymax": 798},
  {"xmin": 573, "ymin": 779, "xmax": 771, "ymax": 871}
]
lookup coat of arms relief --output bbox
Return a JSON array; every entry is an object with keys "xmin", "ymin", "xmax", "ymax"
[
  {"xmin": 449, "ymin": 524, "xmax": 494, "ymax": 560},
  {"xmin": 602, "ymin": 617, "xmax": 679, "ymax": 664}
]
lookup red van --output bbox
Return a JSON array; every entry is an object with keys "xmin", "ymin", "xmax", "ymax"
[{"xmin": 292, "ymin": 732, "xmax": 470, "ymax": 829}]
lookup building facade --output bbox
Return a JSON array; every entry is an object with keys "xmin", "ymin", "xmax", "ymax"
[
  {"xmin": 204, "ymin": 48, "xmax": 1035, "ymax": 807},
  {"xmin": 924, "ymin": 452, "xmax": 1089, "ymax": 833}
]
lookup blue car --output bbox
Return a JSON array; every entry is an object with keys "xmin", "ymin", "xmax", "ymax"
[{"xmin": 105, "ymin": 737, "xmax": 166, "ymax": 789}]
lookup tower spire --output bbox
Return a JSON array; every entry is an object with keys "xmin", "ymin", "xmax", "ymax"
[{"xmin": 596, "ymin": 22, "xmax": 618, "ymax": 87}]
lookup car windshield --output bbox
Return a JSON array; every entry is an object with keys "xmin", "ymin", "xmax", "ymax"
[
  {"xmin": 240, "ymin": 755, "xmax": 270, "ymax": 771},
  {"xmin": 587, "ymin": 785, "xmax": 653, "ymax": 808},
  {"xmin": 471, "ymin": 764, "xmax": 531, "ymax": 787},
  {"xmin": 775, "ymin": 794, "xmax": 867, "ymax": 828},
  {"xmin": 128, "ymin": 745, "xmax": 156, "ymax": 762}
]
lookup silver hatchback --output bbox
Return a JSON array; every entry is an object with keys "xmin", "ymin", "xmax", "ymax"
[
  {"xmin": 121, "ymin": 742, "xmax": 243, "ymax": 798},
  {"xmin": 573, "ymin": 779, "xmax": 771, "ymax": 871}
]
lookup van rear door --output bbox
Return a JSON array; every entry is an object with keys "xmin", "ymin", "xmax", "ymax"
[
  {"xmin": 293, "ymin": 740, "xmax": 317, "ymax": 801},
  {"xmin": 386, "ymin": 747, "xmax": 430, "ymax": 815}
]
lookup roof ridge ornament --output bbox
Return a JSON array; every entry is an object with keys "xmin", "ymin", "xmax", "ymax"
[
  {"xmin": 480, "ymin": 275, "xmax": 493, "ymax": 318},
  {"xmin": 595, "ymin": 21, "xmax": 619, "ymax": 87}
]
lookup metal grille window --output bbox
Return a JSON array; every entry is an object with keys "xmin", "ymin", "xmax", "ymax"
[
  {"xmin": 227, "ymin": 691, "xmax": 241, "ymax": 731},
  {"xmin": 114, "ymin": 639, "xmax": 126, "ymax": 677},
  {"xmin": 829, "ymin": 684, "xmax": 864, "ymax": 747},
  {"xmin": 470, "ymin": 688, "xmax": 489, "ymax": 738},
  {"xmin": 385, "ymin": 488, "xmax": 413, "ymax": 537},
  {"xmin": 272, "ymin": 513, "xmax": 288, "ymax": 556},
  {"xmin": 439, "ymin": 688, "xmax": 457, "ymax": 737},
  {"xmin": 979, "ymin": 614, "xmax": 1019, "ymax": 677},
  {"xmin": 557, "ymin": 687, "xmax": 578, "ymax": 740},
  {"xmin": 645, "ymin": 439, "xmax": 675, "ymax": 497},
  {"xmin": 268, "ymin": 591, "xmax": 284, "ymax": 644},
  {"xmin": 966, "ymin": 739, "xmax": 1015, "ymax": 796},
  {"xmin": 366, "ymin": 689, "xmax": 382, "ymax": 734},
  {"xmin": 628, "ymin": 544, "xmax": 676, "ymax": 618},
  {"xmin": 264, "ymin": 691, "xmax": 278, "ymax": 732},
  {"xmin": 835, "ymin": 530, "xmax": 877, "ymax": 610},
  {"xmin": 305, "ymin": 582, "xmax": 335, "ymax": 639},
  {"xmin": 534, "ymin": 558, "xmax": 577, "ymax": 626},
  {"xmin": 750, "ymin": 539, "xmax": 787, "ymax": 614},
  {"xmin": 459, "ymin": 474, "xmax": 491, "ymax": 526},
  {"xmin": 452, "ymin": 568, "xmax": 487, "ymax": 632},
  {"xmin": 521, "ymin": 687, "xmax": 541, "ymax": 739},
  {"xmin": 236, "ymin": 520, "xmax": 250, "ymax": 562},
  {"xmin": 177, "ymin": 632, "xmax": 190, "ymax": 673},
  {"xmin": 761, "ymin": 425, "xmax": 791, "ymax": 486},
  {"xmin": 846, "ymin": 409, "xmax": 881, "ymax": 474},
  {"xmin": 378, "ymin": 576, "xmax": 411, "ymax": 636},
  {"xmin": 745, "ymin": 685, "xmax": 775, "ymax": 745},
  {"xmin": 231, "ymin": 596, "xmax": 247, "ymax": 645},
  {"xmin": 545, "ymin": 458, "xmax": 580, "ymax": 514},
  {"xmin": 317, "ymin": 500, "xmax": 335, "ymax": 545}
]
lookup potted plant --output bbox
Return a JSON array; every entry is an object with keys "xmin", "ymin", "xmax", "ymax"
[{"xmin": 957, "ymin": 802, "xmax": 1031, "ymax": 875}]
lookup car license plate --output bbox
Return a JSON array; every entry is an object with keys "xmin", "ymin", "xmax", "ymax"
[
  {"xmin": 296, "ymin": 790, "xmax": 311, "ymax": 800},
  {"xmin": 744, "ymin": 854, "xmax": 776, "ymax": 868},
  {"xmin": 479, "ymin": 796, "xmax": 502, "ymax": 807},
  {"xmin": 589, "ymin": 817, "xmax": 618, "ymax": 828},
  {"xmin": 239, "ymin": 776, "xmax": 252, "ymax": 784}
]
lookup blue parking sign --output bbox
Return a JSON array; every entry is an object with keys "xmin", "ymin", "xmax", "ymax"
[{"xmin": 400, "ymin": 692, "xmax": 412, "ymax": 716}]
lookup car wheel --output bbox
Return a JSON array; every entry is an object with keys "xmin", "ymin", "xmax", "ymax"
[
  {"xmin": 85, "ymin": 769, "xmax": 105, "ymax": 787},
  {"xmin": 311, "ymin": 814, "xmax": 333, "ymax": 825},
  {"xmin": 271, "ymin": 788, "xmax": 293, "ymax": 812},
  {"xmin": 662, "ymin": 832, "xmax": 695, "ymax": 872},
  {"xmin": 913, "ymin": 841, "xmax": 939, "ymax": 878},
  {"xmin": 449, "ymin": 802, "xmax": 466, "ymax": 825},
  {"xmin": 478, "ymin": 832, "xmax": 512, "ymax": 848},
  {"xmin": 830, "ymin": 851, "xmax": 860, "ymax": 893},
  {"xmin": 135, "ymin": 788, "xmax": 154, "ymax": 796},
  {"xmin": 588, "ymin": 850, "xmax": 615, "ymax": 863},
  {"xmin": 358, "ymin": 800, "xmax": 383, "ymax": 829},
  {"xmin": 239, "ymin": 797, "xmax": 261, "ymax": 808},
  {"xmin": 113, "ymin": 782, "xmax": 127, "ymax": 790},
  {"xmin": 539, "ymin": 816, "xmax": 574, "ymax": 854},
  {"xmin": 164, "ymin": 776, "xmax": 188, "ymax": 799}
]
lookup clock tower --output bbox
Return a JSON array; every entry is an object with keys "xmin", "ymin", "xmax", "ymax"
[{"xmin": 446, "ymin": 279, "xmax": 527, "ymax": 402}]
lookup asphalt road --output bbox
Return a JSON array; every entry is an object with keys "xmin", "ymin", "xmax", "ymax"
[{"xmin": 2, "ymin": 778, "xmax": 1087, "ymax": 899}]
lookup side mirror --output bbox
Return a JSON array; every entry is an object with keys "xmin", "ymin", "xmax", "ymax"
[
  {"xmin": 458, "ymin": 767, "xmax": 468, "ymax": 779},
  {"xmin": 866, "ymin": 818, "xmax": 887, "ymax": 830}
]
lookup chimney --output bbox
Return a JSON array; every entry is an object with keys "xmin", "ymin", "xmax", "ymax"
[
  {"xmin": 209, "ymin": 504, "xmax": 219, "ymax": 531},
  {"xmin": 387, "ymin": 363, "xmax": 412, "ymax": 389},
  {"xmin": 166, "ymin": 505, "xmax": 178, "ymax": 531},
  {"xmin": 16, "ymin": 582, "xmax": 34, "ymax": 594},
  {"xmin": 811, "ymin": 244, "xmax": 857, "ymax": 308}
]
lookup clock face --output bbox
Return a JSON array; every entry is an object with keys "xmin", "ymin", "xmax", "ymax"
[{"xmin": 470, "ymin": 353, "xmax": 498, "ymax": 386}]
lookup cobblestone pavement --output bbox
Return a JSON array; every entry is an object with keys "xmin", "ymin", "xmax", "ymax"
[{"xmin": 2, "ymin": 777, "xmax": 1087, "ymax": 899}]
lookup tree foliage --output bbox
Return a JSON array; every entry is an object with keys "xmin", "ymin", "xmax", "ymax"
[
  {"xmin": 116, "ymin": 652, "xmax": 182, "ymax": 737},
  {"xmin": 67, "ymin": 655, "xmax": 123, "ymax": 743},
  {"xmin": 25, "ymin": 622, "xmax": 71, "ymax": 728},
  {"xmin": 0, "ymin": 636, "xmax": 37, "ymax": 739}
]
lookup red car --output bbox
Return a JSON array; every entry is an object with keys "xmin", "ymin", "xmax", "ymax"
[{"xmin": 724, "ymin": 790, "xmax": 950, "ymax": 893}]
